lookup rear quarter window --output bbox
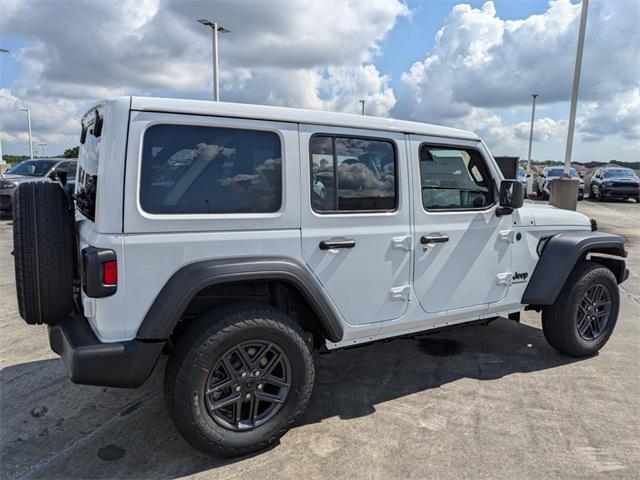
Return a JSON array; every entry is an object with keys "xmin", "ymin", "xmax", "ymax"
[{"xmin": 140, "ymin": 124, "xmax": 282, "ymax": 214}]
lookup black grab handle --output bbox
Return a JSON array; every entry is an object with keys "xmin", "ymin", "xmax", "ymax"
[
  {"xmin": 420, "ymin": 234, "xmax": 449, "ymax": 244},
  {"xmin": 319, "ymin": 239, "xmax": 356, "ymax": 250}
]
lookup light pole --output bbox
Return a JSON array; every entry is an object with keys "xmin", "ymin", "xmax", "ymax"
[
  {"xmin": 19, "ymin": 108, "xmax": 34, "ymax": 160},
  {"xmin": 563, "ymin": 0, "xmax": 589, "ymax": 176},
  {"xmin": 526, "ymin": 94, "xmax": 538, "ymax": 173},
  {"xmin": 550, "ymin": 0, "xmax": 588, "ymax": 211},
  {"xmin": 198, "ymin": 18, "xmax": 230, "ymax": 101},
  {"xmin": 359, "ymin": 99, "xmax": 365, "ymax": 116},
  {"xmin": 0, "ymin": 49, "xmax": 8, "ymax": 165}
]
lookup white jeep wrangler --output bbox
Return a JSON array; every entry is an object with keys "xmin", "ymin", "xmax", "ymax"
[{"xmin": 12, "ymin": 97, "xmax": 628, "ymax": 457}]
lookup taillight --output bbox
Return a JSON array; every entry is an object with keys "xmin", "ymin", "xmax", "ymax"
[
  {"xmin": 103, "ymin": 260, "xmax": 117, "ymax": 286},
  {"xmin": 82, "ymin": 247, "xmax": 117, "ymax": 297}
]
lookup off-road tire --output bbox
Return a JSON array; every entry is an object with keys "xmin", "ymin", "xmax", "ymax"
[
  {"xmin": 542, "ymin": 260, "xmax": 619, "ymax": 357},
  {"xmin": 164, "ymin": 303, "xmax": 315, "ymax": 457},
  {"xmin": 12, "ymin": 181, "xmax": 75, "ymax": 324}
]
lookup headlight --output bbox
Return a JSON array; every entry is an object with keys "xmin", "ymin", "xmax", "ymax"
[
  {"xmin": 604, "ymin": 181, "xmax": 613, "ymax": 187},
  {"xmin": 0, "ymin": 180, "xmax": 17, "ymax": 188}
]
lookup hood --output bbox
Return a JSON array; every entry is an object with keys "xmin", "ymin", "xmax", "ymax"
[
  {"xmin": 0, "ymin": 174, "xmax": 48, "ymax": 185},
  {"xmin": 522, "ymin": 204, "xmax": 591, "ymax": 227}
]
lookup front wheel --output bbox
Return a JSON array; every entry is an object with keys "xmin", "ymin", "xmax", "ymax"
[
  {"xmin": 542, "ymin": 261, "xmax": 619, "ymax": 357},
  {"xmin": 164, "ymin": 303, "xmax": 315, "ymax": 457}
]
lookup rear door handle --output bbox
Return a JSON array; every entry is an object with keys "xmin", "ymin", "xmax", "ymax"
[
  {"xmin": 420, "ymin": 234, "xmax": 449, "ymax": 244},
  {"xmin": 319, "ymin": 238, "xmax": 356, "ymax": 250}
]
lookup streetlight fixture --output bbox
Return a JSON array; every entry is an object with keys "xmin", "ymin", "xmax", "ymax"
[
  {"xmin": 359, "ymin": 99, "xmax": 365, "ymax": 116},
  {"xmin": 19, "ymin": 108, "xmax": 34, "ymax": 160},
  {"xmin": 198, "ymin": 18, "xmax": 230, "ymax": 101}
]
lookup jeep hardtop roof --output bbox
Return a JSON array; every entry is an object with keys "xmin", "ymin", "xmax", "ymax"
[{"xmin": 122, "ymin": 96, "xmax": 480, "ymax": 141}]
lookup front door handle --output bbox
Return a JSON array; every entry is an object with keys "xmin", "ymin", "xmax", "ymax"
[
  {"xmin": 420, "ymin": 234, "xmax": 449, "ymax": 245},
  {"xmin": 319, "ymin": 238, "xmax": 356, "ymax": 250}
]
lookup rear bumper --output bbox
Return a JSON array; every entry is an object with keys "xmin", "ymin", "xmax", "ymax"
[{"xmin": 48, "ymin": 315, "xmax": 165, "ymax": 388}]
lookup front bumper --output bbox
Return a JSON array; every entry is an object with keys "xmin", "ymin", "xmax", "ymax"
[
  {"xmin": 601, "ymin": 186, "xmax": 640, "ymax": 198},
  {"xmin": 48, "ymin": 315, "xmax": 165, "ymax": 388},
  {"xmin": 0, "ymin": 192, "xmax": 13, "ymax": 212}
]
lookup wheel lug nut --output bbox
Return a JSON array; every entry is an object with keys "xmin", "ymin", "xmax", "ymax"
[
  {"xmin": 253, "ymin": 370, "xmax": 260, "ymax": 377},
  {"xmin": 257, "ymin": 384, "xmax": 263, "ymax": 390},
  {"xmin": 241, "ymin": 371, "xmax": 247, "ymax": 378},
  {"xmin": 235, "ymin": 385, "xmax": 241, "ymax": 392},
  {"xmin": 245, "ymin": 394, "xmax": 251, "ymax": 399}
]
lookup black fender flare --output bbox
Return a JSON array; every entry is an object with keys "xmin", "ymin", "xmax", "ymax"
[
  {"xmin": 522, "ymin": 231, "xmax": 627, "ymax": 306},
  {"xmin": 136, "ymin": 257, "xmax": 344, "ymax": 342}
]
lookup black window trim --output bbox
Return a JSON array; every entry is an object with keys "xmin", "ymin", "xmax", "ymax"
[
  {"xmin": 138, "ymin": 121, "xmax": 286, "ymax": 217},
  {"xmin": 309, "ymin": 132, "xmax": 399, "ymax": 215},
  {"xmin": 418, "ymin": 142, "xmax": 497, "ymax": 213}
]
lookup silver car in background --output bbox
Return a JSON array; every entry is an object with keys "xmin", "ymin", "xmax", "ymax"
[
  {"xmin": 535, "ymin": 166, "xmax": 584, "ymax": 201},
  {"xmin": 0, "ymin": 159, "xmax": 77, "ymax": 218}
]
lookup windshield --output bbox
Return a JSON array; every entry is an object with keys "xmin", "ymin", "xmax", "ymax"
[
  {"xmin": 6, "ymin": 160, "xmax": 57, "ymax": 177},
  {"xmin": 604, "ymin": 169, "xmax": 636, "ymax": 178},
  {"xmin": 548, "ymin": 167, "xmax": 579, "ymax": 177}
]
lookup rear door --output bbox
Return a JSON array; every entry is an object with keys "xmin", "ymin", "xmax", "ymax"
[
  {"xmin": 299, "ymin": 125, "xmax": 412, "ymax": 326},
  {"xmin": 410, "ymin": 137, "xmax": 512, "ymax": 314}
]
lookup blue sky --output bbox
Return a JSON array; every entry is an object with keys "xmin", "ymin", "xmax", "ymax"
[{"xmin": 1, "ymin": 0, "xmax": 638, "ymax": 162}]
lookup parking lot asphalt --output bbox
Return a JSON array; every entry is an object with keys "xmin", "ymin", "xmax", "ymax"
[{"xmin": 1, "ymin": 199, "xmax": 639, "ymax": 480}]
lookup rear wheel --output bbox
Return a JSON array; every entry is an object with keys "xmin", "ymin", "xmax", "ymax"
[
  {"xmin": 164, "ymin": 303, "xmax": 315, "ymax": 457},
  {"xmin": 542, "ymin": 261, "xmax": 619, "ymax": 357}
]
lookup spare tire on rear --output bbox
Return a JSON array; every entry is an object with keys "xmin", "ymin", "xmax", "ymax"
[{"xmin": 13, "ymin": 181, "xmax": 75, "ymax": 325}]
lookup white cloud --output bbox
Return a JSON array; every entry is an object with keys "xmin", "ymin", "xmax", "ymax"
[
  {"xmin": 0, "ymin": 0, "xmax": 408, "ymax": 154},
  {"xmin": 395, "ymin": 0, "xmax": 640, "ymax": 154}
]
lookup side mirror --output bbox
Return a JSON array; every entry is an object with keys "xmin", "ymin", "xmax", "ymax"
[
  {"xmin": 496, "ymin": 180, "xmax": 524, "ymax": 216},
  {"xmin": 51, "ymin": 170, "xmax": 68, "ymax": 187}
]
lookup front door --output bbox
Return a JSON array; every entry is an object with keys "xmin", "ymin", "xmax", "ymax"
[
  {"xmin": 299, "ymin": 125, "xmax": 412, "ymax": 325},
  {"xmin": 410, "ymin": 137, "xmax": 512, "ymax": 314}
]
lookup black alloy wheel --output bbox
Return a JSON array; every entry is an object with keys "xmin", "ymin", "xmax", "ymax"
[
  {"xmin": 164, "ymin": 303, "xmax": 315, "ymax": 457},
  {"xmin": 205, "ymin": 340, "xmax": 291, "ymax": 431},
  {"xmin": 576, "ymin": 283, "xmax": 611, "ymax": 341}
]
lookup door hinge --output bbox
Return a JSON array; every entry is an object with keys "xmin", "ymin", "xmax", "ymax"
[
  {"xmin": 391, "ymin": 235, "xmax": 413, "ymax": 252},
  {"xmin": 390, "ymin": 285, "xmax": 411, "ymax": 301},
  {"xmin": 496, "ymin": 272, "xmax": 513, "ymax": 286},
  {"xmin": 498, "ymin": 230, "xmax": 515, "ymax": 243}
]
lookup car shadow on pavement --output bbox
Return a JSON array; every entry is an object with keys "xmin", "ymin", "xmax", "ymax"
[{"xmin": 1, "ymin": 317, "xmax": 582, "ymax": 479}]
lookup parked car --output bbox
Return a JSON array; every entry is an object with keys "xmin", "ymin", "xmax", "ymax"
[
  {"xmin": 12, "ymin": 97, "xmax": 628, "ymax": 457},
  {"xmin": 534, "ymin": 167, "xmax": 584, "ymax": 200},
  {"xmin": 517, "ymin": 167, "xmax": 530, "ymax": 198},
  {"xmin": 589, "ymin": 167, "xmax": 640, "ymax": 202},
  {"xmin": 0, "ymin": 158, "xmax": 76, "ymax": 217}
]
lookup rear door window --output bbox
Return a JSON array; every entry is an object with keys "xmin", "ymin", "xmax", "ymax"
[
  {"xmin": 310, "ymin": 135, "xmax": 397, "ymax": 213},
  {"xmin": 140, "ymin": 124, "xmax": 282, "ymax": 214}
]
